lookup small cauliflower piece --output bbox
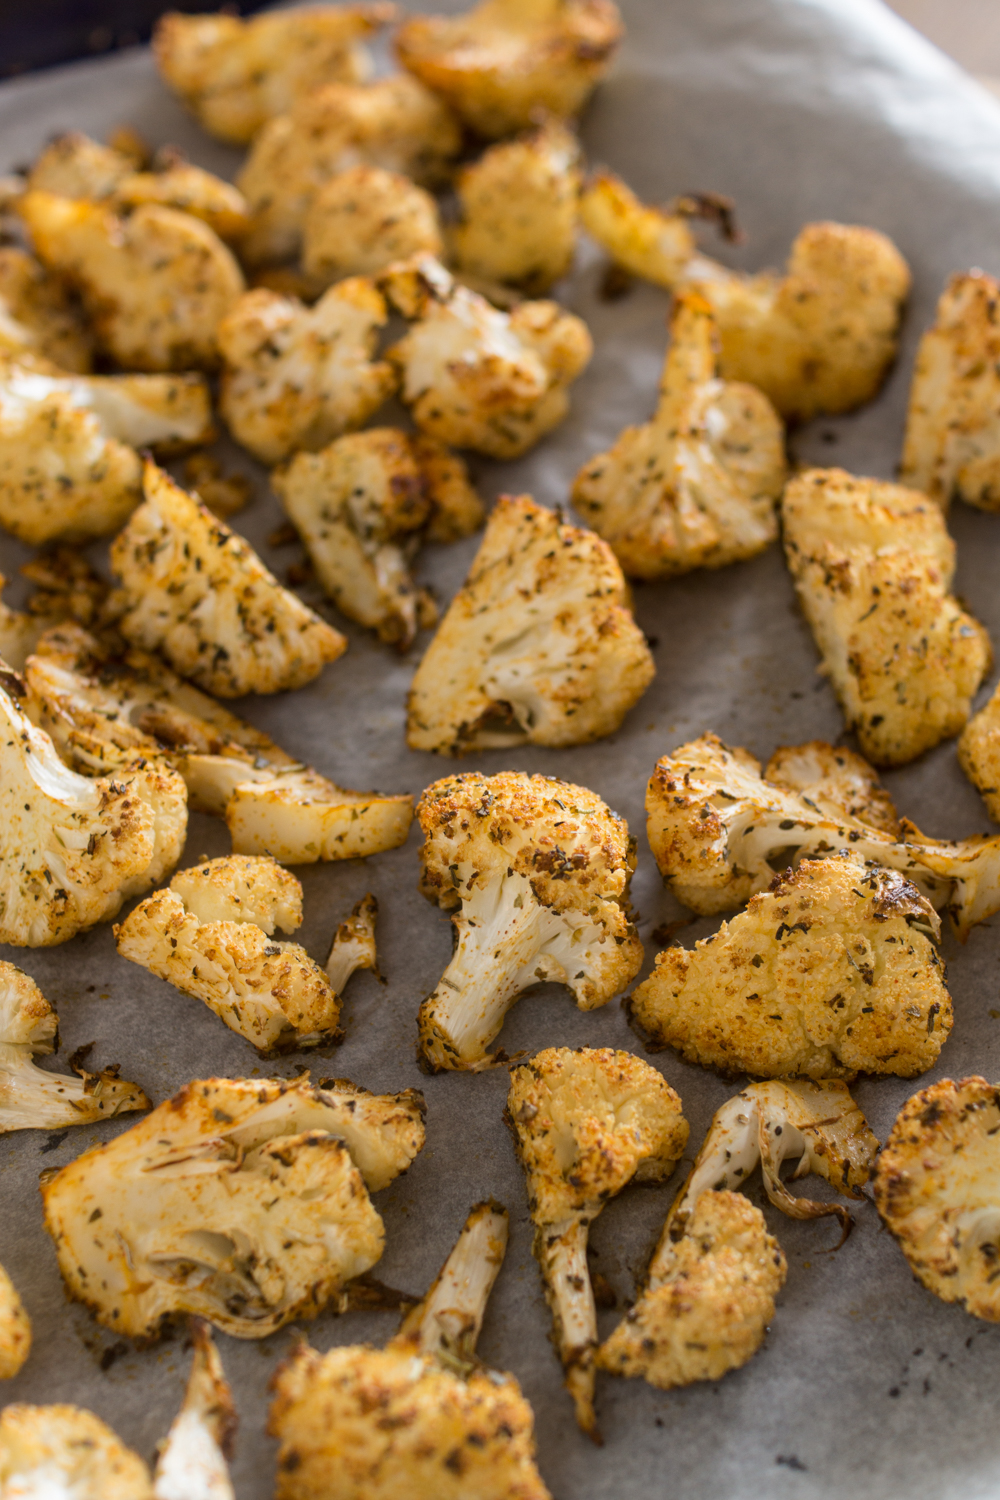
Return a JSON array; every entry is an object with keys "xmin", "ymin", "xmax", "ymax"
[
  {"xmin": 407, "ymin": 495, "xmax": 654, "ymax": 752},
  {"xmin": 154, "ymin": 5, "xmax": 395, "ymax": 146},
  {"xmin": 0, "ymin": 246, "xmax": 93, "ymax": 371},
  {"xmin": 783, "ymin": 468, "xmax": 991, "ymax": 765},
  {"xmin": 0, "ymin": 1264, "xmax": 30, "ymax": 1379},
  {"xmin": 507, "ymin": 1047, "xmax": 688, "ymax": 1439},
  {"xmin": 572, "ymin": 290, "xmax": 785, "ymax": 576},
  {"xmin": 19, "ymin": 190, "xmax": 245, "ymax": 371},
  {"xmin": 0, "ymin": 1405, "xmax": 153, "ymax": 1498},
  {"xmin": 959, "ymin": 680, "xmax": 1000, "ymax": 822},
  {"xmin": 27, "ymin": 131, "xmax": 134, "ymax": 200},
  {"xmin": 416, "ymin": 770, "xmax": 643, "ymax": 1071},
  {"xmin": 0, "ymin": 551, "xmax": 111, "ymax": 672},
  {"xmin": 41, "ymin": 1072, "xmax": 426, "ymax": 1340},
  {"xmin": 380, "ymin": 255, "xmax": 592, "ymax": 458},
  {"xmin": 270, "ymin": 1201, "xmax": 552, "ymax": 1500},
  {"xmin": 631, "ymin": 855, "xmax": 951, "ymax": 1080},
  {"xmin": 109, "ymin": 461, "xmax": 346, "ymax": 697},
  {"xmin": 395, "ymin": 0, "xmax": 623, "ymax": 138},
  {"xmin": 326, "ymin": 893, "xmax": 379, "ymax": 993},
  {"xmin": 238, "ymin": 75, "xmax": 461, "ymax": 265},
  {"xmin": 579, "ymin": 171, "xmax": 697, "ymax": 288},
  {"xmin": 303, "ymin": 165, "xmax": 443, "ymax": 285},
  {"xmin": 218, "ymin": 280, "xmax": 395, "ymax": 465},
  {"xmin": 153, "ymin": 1323, "xmax": 235, "ymax": 1500}
]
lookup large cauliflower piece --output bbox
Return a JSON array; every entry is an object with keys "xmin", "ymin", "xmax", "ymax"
[
  {"xmin": 154, "ymin": 4, "xmax": 394, "ymax": 146},
  {"xmin": 873, "ymin": 1076, "xmax": 1000, "ymax": 1320},
  {"xmin": 631, "ymin": 854, "xmax": 951, "ymax": 1080},
  {"xmin": 380, "ymin": 256, "xmax": 592, "ymax": 458},
  {"xmin": 578, "ymin": 171, "xmax": 698, "ymax": 289},
  {"xmin": 0, "ymin": 1263, "xmax": 30, "ymax": 1379},
  {"xmin": 0, "ymin": 663, "xmax": 185, "ymax": 947},
  {"xmin": 572, "ymin": 291, "xmax": 785, "ymax": 576},
  {"xmin": 109, "ymin": 461, "xmax": 346, "ymax": 697},
  {"xmin": 303, "ymin": 165, "xmax": 444, "ymax": 285},
  {"xmin": 153, "ymin": 1322, "xmax": 236, "ymax": 1500},
  {"xmin": 217, "ymin": 280, "xmax": 395, "ymax": 465},
  {"xmin": 19, "ymin": 191, "xmax": 245, "ymax": 372},
  {"xmin": 395, "ymin": 0, "xmax": 623, "ymax": 138},
  {"xmin": 416, "ymin": 770, "xmax": 642, "ymax": 1070},
  {"xmin": 507, "ymin": 1047, "xmax": 688, "ymax": 1439},
  {"xmin": 407, "ymin": 495, "xmax": 654, "ymax": 752},
  {"xmin": 783, "ymin": 468, "xmax": 990, "ymax": 765},
  {"xmin": 115, "ymin": 854, "xmax": 343, "ymax": 1054},
  {"xmin": 0, "ymin": 1405, "xmax": 153, "ymax": 1499},
  {"xmin": 270, "ymin": 1201, "xmax": 552, "ymax": 1500},
  {"xmin": 237, "ymin": 75, "xmax": 461, "ymax": 265},
  {"xmin": 0, "ymin": 246, "xmax": 93, "ymax": 371},
  {"xmin": 41, "ymin": 1072, "xmax": 426, "ymax": 1340}
]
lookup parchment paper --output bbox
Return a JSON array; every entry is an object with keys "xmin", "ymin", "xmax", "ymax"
[{"xmin": 4, "ymin": 2, "xmax": 1000, "ymax": 1495}]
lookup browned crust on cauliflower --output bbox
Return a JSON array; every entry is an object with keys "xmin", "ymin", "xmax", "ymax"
[
  {"xmin": 958, "ymin": 681, "xmax": 1000, "ymax": 823},
  {"xmin": 0, "ymin": 1404, "xmax": 152, "ymax": 1497},
  {"xmin": 0, "ymin": 247, "xmax": 93, "ymax": 372},
  {"xmin": 303, "ymin": 165, "xmax": 443, "ymax": 285}
]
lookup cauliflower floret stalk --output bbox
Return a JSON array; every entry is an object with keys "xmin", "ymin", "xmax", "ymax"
[
  {"xmin": 326, "ymin": 893, "xmax": 380, "ymax": 993},
  {"xmin": 416, "ymin": 772, "xmax": 643, "ymax": 1071},
  {"xmin": 40, "ymin": 1072, "xmax": 426, "ymax": 1340},
  {"xmin": 153, "ymin": 1321, "xmax": 236, "ymax": 1500},
  {"xmin": 0, "ymin": 1404, "xmax": 154, "ymax": 1499},
  {"xmin": 0, "ymin": 1261, "xmax": 30, "ymax": 1379},
  {"xmin": 269, "ymin": 1201, "xmax": 553, "ymax": 1500},
  {"xmin": 507, "ymin": 1047, "xmax": 688, "ymax": 1441}
]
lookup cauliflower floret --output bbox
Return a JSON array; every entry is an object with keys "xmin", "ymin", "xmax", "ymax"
[
  {"xmin": 763, "ymin": 739, "xmax": 901, "ymax": 835},
  {"xmin": 416, "ymin": 770, "xmax": 643, "ymax": 1070},
  {"xmin": 631, "ymin": 855, "xmax": 950, "ymax": 1079},
  {"xmin": 407, "ymin": 494, "xmax": 654, "ymax": 752},
  {"xmin": 326, "ymin": 893, "xmax": 380, "ymax": 993},
  {"xmin": 109, "ymin": 461, "xmax": 346, "ymax": 697},
  {"xmin": 507, "ymin": 1047, "xmax": 688, "ymax": 1439},
  {"xmin": 0, "ymin": 663, "xmax": 186, "ymax": 947},
  {"xmin": 578, "ymin": 171, "xmax": 697, "ymax": 288},
  {"xmin": 0, "ymin": 1264, "xmax": 30, "ymax": 1379},
  {"xmin": 26, "ymin": 130, "xmax": 134, "ymax": 200},
  {"xmin": 303, "ymin": 166, "xmax": 443, "ymax": 286},
  {"xmin": 0, "ymin": 1405, "xmax": 153, "ymax": 1498},
  {"xmin": 0, "ymin": 552, "xmax": 110, "ymax": 671},
  {"xmin": 451, "ymin": 120, "xmax": 581, "ymax": 294},
  {"xmin": 154, "ymin": 5, "xmax": 395, "ymax": 146},
  {"xmin": 783, "ymin": 468, "xmax": 991, "ymax": 765},
  {"xmin": 572, "ymin": 291, "xmax": 785, "ymax": 576},
  {"xmin": 0, "ymin": 246, "xmax": 93, "ymax": 371},
  {"xmin": 115, "ymin": 854, "xmax": 341, "ymax": 1053},
  {"xmin": 153, "ymin": 1322, "xmax": 235, "ymax": 1500},
  {"xmin": 238, "ymin": 75, "xmax": 461, "ymax": 265},
  {"xmin": 217, "ymin": 280, "xmax": 395, "ymax": 465},
  {"xmin": 959, "ymin": 680, "xmax": 1000, "ymax": 822},
  {"xmin": 18, "ymin": 190, "xmax": 245, "ymax": 371},
  {"xmin": 380, "ymin": 255, "xmax": 592, "ymax": 458},
  {"xmin": 395, "ymin": 0, "xmax": 623, "ymax": 138},
  {"xmin": 40, "ymin": 1072, "xmax": 426, "ymax": 1340},
  {"xmin": 270, "ymin": 1201, "xmax": 552, "ymax": 1500}
]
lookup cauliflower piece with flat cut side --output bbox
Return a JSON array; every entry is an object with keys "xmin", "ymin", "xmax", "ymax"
[
  {"xmin": 959, "ymin": 680, "xmax": 1000, "ymax": 823},
  {"xmin": 115, "ymin": 855, "xmax": 341, "ymax": 1053},
  {"xmin": 325, "ymin": 893, "xmax": 379, "ymax": 993},
  {"xmin": 303, "ymin": 165, "xmax": 443, "ymax": 286},
  {"xmin": 0, "ymin": 246, "xmax": 93, "ymax": 371},
  {"xmin": 507, "ymin": 1047, "xmax": 687, "ymax": 1440},
  {"xmin": 41, "ymin": 1072, "xmax": 425, "ymax": 1340},
  {"xmin": 238, "ymin": 75, "xmax": 461, "ymax": 266},
  {"xmin": 18, "ymin": 190, "xmax": 245, "ymax": 372},
  {"xmin": 407, "ymin": 495, "xmax": 654, "ymax": 753},
  {"xmin": 571, "ymin": 291, "xmax": 785, "ymax": 577},
  {"xmin": 783, "ymin": 468, "xmax": 991, "ymax": 765},
  {"xmin": 395, "ymin": 0, "xmax": 623, "ymax": 138},
  {"xmin": 0, "ymin": 663, "xmax": 186, "ymax": 947},
  {"xmin": 0, "ymin": 1405, "xmax": 153, "ymax": 1498},
  {"xmin": 109, "ymin": 461, "xmax": 345, "ymax": 697},
  {"xmin": 380, "ymin": 255, "xmax": 592, "ymax": 458},
  {"xmin": 154, "ymin": 5, "xmax": 395, "ymax": 146},
  {"xmin": 270, "ymin": 1201, "xmax": 552, "ymax": 1500},
  {"xmin": 153, "ymin": 1322, "xmax": 236, "ymax": 1500},
  {"xmin": 451, "ymin": 120, "xmax": 581, "ymax": 295},
  {"xmin": 218, "ymin": 280, "xmax": 395, "ymax": 465},
  {"xmin": 0, "ymin": 1263, "xmax": 30, "ymax": 1379},
  {"xmin": 416, "ymin": 770, "xmax": 643, "ymax": 1071},
  {"xmin": 579, "ymin": 171, "xmax": 697, "ymax": 288},
  {"xmin": 631, "ymin": 854, "xmax": 951, "ymax": 1080},
  {"xmin": 763, "ymin": 739, "xmax": 901, "ymax": 836}
]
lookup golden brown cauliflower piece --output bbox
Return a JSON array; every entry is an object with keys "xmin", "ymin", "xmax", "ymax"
[
  {"xmin": 41, "ymin": 1072, "xmax": 426, "ymax": 1340},
  {"xmin": 380, "ymin": 255, "xmax": 592, "ymax": 458},
  {"xmin": 153, "ymin": 1322, "xmax": 236, "ymax": 1500},
  {"xmin": 26, "ymin": 130, "xmax": 134, "ymax": 202},
  {"xmin": 507, "ymin": 1047, "xmax": 687, "ymax": 1439},
  {"xmin": 407, "ymin": 494, "xmax": 653, "ymax": 752},
  {"xmin": 0, "ymin": 552, "xmax": 110, "ymax": 672},
  {"xmin": 0, "ymin": 246, "xmax": 93, "ymax": 371},
  {"xmin": 302, "ymin": 165, "xmax": 443, "ymax": 286},
  {"xmin": 416, "ymin": 770, "xmax": 643, "ymax": 1070},
  {"xmin": 578, "ymin": 171, "xmax": 698, "ymax": 289},
  {"xmin": 0, "ymin": 1263, "xmax": 30, "ymax": 1380},
  {"xmin": 395, "ymin": 0, "xmax": 623, "ymax": 138},
  {"xmin": 0, "ymin": 1405, "xmax": 153, "ymax": 1498},
  {"xmin": 572, "ymin": 291, "xmax": 785, "ymax": 576},
  {"xmin": 783, "ymin": 468, "xmax": 991, "ymax": 765},
  {"xmin": 958, "ymin": 680, "xmax": 1000, "ymax": 822},
  {"xmin": 109, "ymin": 461, "xmax": 346, "ymax": 697}
]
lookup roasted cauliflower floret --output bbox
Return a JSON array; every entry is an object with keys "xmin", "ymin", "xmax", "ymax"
[
  {"xmin": 303, "ymin": 165, "xmax": 443, "ymax": 286},
  {"xmin": 0, "ymin": 246, "xmax": 92, "ymax": 371},
  {"xmin": 154, "ymin": 4, "xmax": 394, "ymax": 145},
  {"xmin": 407, "ymin": 495, "xmax": 654, "ymax": 753},
  {"xmin": 217, "ymin": 280, "xmax": 395, "ymax": 465},
  {"xmin": 783, "ymin": 468, "xmax": 990, "ymax": 765},
  {"xmin": 631, "ymin": 855, "xmax": 951, "ymax": 1080},
  {"xmin": 416, "ymin": 770, "xmax": 643, "ymax": 1071},
  {"xmin": 0, "ymin": 1404, "xmax": 153, "ymax": 1498},
  {"xmin": 109, "ymin": 461, "xmax": 346, "ymax": 697},
  {"xmin": 395, "ymin": 0, "xmax": 623, "ymax": 138},
  {"xmin": 572, "ymin": 291, "xmax": 785, "ymax": 576},
  {"xmin": 270, "ymin": 1201, "xmax": 552, "ymax": 1500},
  {"xmin": 578, "ymin": 171, "xmax": 697, "ymax": 289},
  {"xmin": 19, "ymin": 190, "xmax": 245, "ymax": 371},
  {"xmin": 764, "ymin": 739, "xmax": 901, "ymax": 835},
  {"xmin": 326, "ymin": 893, "xmax": 380, "ymax": 993},
  {"xmin": 380, "ymin": 256, "xmax": 592, "ymax": 458},
  {"xmin": 238, "ymin": 75, "xmax": 461, "ymax": 265},
  {"xmin": 507, "ymin": 1047, "xmax": 687, "ymax": 1439},
  {"xmin": 0, "ymin": 1263, "xmax": 30, "ymax": 1380},
  {"xmin": 451, "ymin": 120, "xmax": 581, "ymax": 294},
  {"xmin": 115, "ymin": 854, "xmax": 343, "ymax": 1053},
  {"xmin": 26, "ymin": 130, "xmax": 135, "ymax": 200},
  {"xmin": 959, "ymin": 680, "xmax": 1000, "ymax": 822},
  {"xmin": 0, "ymin": 552, "xmax": 110, "ymax": 671},
  {"xmin": 153, "ymin": 1322, "xmax": 236, "ymax": 1500},
  {"xmin": 41, "ymin": 1072, "xmax": 426, "ymax": 1340}
]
